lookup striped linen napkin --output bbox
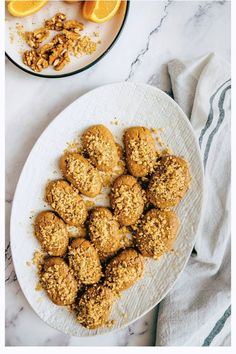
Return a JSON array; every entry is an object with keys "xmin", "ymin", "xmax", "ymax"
[{"xmin": 155, "ymin": 53, "xmax": 231, "ymax": 346}]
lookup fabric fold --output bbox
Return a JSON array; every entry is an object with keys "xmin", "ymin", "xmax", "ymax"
[{"xmin": 155, "ymin": 53, "xmax": 231, "ymax": 346}]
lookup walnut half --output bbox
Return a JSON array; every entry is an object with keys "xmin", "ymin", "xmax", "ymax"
[
  {"xmin": 23, "ymin": 50, "xmax": 49, "ymax": 72},
  {"xmin": 53, "ymin": 51, "xmax": 70, "ymax": 71},
  {"xmin": 45, "ymin": 12, "xmax": 67, "ymax": 31},
  {"xmin": 25, "ymin": 28, "xmax": 49, "ymax": 49}
]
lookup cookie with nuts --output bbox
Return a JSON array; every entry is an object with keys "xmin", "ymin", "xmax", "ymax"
[
  {"xmin": 104, "ymin": 249, "xmax": 144, "ymax": 292},
  {"xmin": 110, "ymin": 175, "xmax": 144, "ymax": 226},
  {"xmin": 77, "ymin": 284, "xmax": 116, "ymax": 329},
  {"xmin": 124, "ymin": 126, "xmax": 157, "ymax": 177},
  {"xmin": 68, "ymin": 238, "xmax": 102, "ymax": 285},
  {"xmin": 45, "ymin": 179, "xmax": 87, "ymax": 227},
  {"xmin": 41, "ymin": 257, "xmax": 78, "ymax": 305},
  {"xmin": 134, "ymin": 209, "xmax": 179, "ymax": 259},
  {"xmin": 34, "ymin": 211, "xmax": 69, "ymax": 256},
  {"xmin": 147, "ymin": 155, "xmax": 191, "ymax": 209},
  {"xmin": 82, "ymin": 124, "xmax": 119, "ymax": 172},
  {"xmin": 59, "ymin": 152, "xmax": 102, "ymax": 197},
  {"xmin": 88, "ymin": 207, "xmax": 121, "ymax": 260}
]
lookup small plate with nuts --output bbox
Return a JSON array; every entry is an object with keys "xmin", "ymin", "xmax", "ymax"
[
  {"xmin": 5, "ymin": 1, "xmax": 129, "ymax": 78},
  {"xmin": 11, "ymin": 82, "xmax": 204, "ymax": 336}
]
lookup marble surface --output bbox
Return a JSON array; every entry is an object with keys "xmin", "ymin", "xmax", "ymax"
[{"xmin": 5, "ymin": 0, "xmax": 230, "ymax": 346}]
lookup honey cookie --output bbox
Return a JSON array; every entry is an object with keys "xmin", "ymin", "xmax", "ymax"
[
  {"xmin": 68, "ymin": 238, "xmax": 102, "ymax": 284},
  {"xmin": 147, "ymin": 155, "xmax": 191, "ymax": 209},
  {"xmin": 59, "ymin": 152, "xmax": 102, "ymax": 197},
  {"xmin": 41, "ymin": 257, "xmax": 78, "ymax": 305},
  {"xmin": 88, "ymin": 207, "xmax": 121, "ymax": 260},
  {"xmin": 34, "ymin": 211, "xmax": 69, "ymax": 256},
  {"xmin": 110, "ymin": 175, "xmax": 144, "ymax": 226},
  {"xmin": 82, "ymin": 124, "xmax": 118, "ymax": 172},
  {"xmin": 104, "ymin": 249, "xmax": 144, "ymax": 292},
  {"xmin": 135, "ymin": 209, "xmax": 179, "ymax": 259},
  {"xmin": 45, "ymin": 180, "xmax": 87, "ymax": 227},
  {"xmin": 124, "ymin": 126, "xmax": 157, "ymax": 177},
  {"xmin": 77, "ymin": 284, "xmax": 116, "ymax": 329}
]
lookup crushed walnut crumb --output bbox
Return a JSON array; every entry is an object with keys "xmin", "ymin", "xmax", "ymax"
[
  {"xmin": 64, "ymin": 141, "xmax": 83, "ymax": 154},
  {"xmin": 85, "ymin": 200, "xmax": 96, "ymax": 209},
  {"xmin": 84, "ymin": 134, "xmax": 113, "ymax": 169},
  {"xmin": 128, "ymin": 138, "xmax": 156, "ymax": 172},
  {"xmin": 32, "ymin": 250, "xmax": 45, "ymax": 267}
]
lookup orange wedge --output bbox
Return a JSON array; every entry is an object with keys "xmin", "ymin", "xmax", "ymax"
[
  {"xmin": 8, "ymin": 1, "xmax": 48, "ymax": 17},
  {"xmin": 82, "ymin": 0, "xmax": 121, "ymax": 23}
]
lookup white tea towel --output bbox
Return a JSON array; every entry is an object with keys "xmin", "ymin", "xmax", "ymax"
[{"xmin": 155, "ymin": 53, "xmax": 231, "ymax": 346}]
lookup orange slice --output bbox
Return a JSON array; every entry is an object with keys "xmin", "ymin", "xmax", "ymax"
[
  {"xmin": 82, "ymin": 0, "xmax": 121, "ymax": 23},
  {"xmin": 8, "ymin": 1, "xmax": 48, "ymax": 17}
]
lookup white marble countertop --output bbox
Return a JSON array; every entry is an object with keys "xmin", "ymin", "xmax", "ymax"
[{"xmin": 5, "ymin": 0, "xmax": 230, "ymax": 346}]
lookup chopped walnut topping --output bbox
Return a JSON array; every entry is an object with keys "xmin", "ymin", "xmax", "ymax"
[
  {"xmin": 60, "ymin": 153, "xmax": 102, "ymax": 197},
  {"xmin": 111, "ymin": 175, "xmax": 144, "ymax": 226},
  {"xmin": 128, "ymin": 138, "xmax": 156, "ymax": 172},
  {"xmin": 82, "ymin": 125, "xmax": 118, "ymax": 172},
  {"xmin": 32, "ymin": 250, "xmax": 45, "ymax": 266}
]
